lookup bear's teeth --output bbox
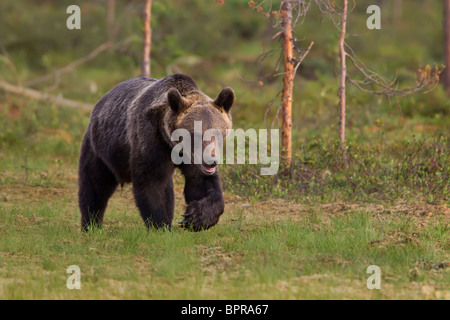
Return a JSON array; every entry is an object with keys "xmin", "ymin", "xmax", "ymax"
[{"xmin": 202, "ymin": 165, "xmax": 216, "ymax": 174}]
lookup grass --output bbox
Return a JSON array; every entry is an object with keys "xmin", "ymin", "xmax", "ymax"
[
  {"xmin": 221, "ymin": 134, "xmax": 449, "ymax": 205},
  {"xmin": 0, "ymin": 169, "xmax": 448, "ymax": 299},
  {"xmin": 0, "ymin": 91, "xmax": 448, "ymax": 299}
]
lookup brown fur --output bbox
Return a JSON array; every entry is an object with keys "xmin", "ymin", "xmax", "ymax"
[{"xmin": 78, "ymin": 74, "xmax": 235, "ymax": 231}]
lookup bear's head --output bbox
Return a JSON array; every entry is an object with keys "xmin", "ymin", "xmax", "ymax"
[{"xmin": 166, "ymin": 87, "xmax": 235, "ymax": 175}]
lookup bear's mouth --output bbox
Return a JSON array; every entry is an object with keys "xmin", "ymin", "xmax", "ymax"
[{"xmin": 200, "ymin": 164, "xmax": 217, "ymax": 175}]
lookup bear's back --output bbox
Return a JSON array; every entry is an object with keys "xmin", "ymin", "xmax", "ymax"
[
  {"xmin": 91, "ymin": 78, "xmax": 157, "ymax": 120},
  {"xmin": 87, "ymin": 78, "xmax": 157, "ymax": 177},
  {"xmin": 85, "ymin": 74, "xmax": 203, "ymax": 183}
]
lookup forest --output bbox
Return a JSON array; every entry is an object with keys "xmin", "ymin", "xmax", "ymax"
[{"xmin": 0, "ymin": 0, "xmax": 448, "ymax": 300}]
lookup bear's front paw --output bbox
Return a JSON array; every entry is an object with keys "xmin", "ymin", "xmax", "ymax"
[{"xmin": 179, "ymin": 199, "xmax": 224, "ymax": 232}]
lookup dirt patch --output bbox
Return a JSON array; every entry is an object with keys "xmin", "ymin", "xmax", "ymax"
[
  {"xmin": 1, "ymin": 174, "xmax": 448, "ymax": 229},
  {"xmin": 369, "ymin": 230, "xmax": 421, "ymax": 249},
  {"xmin": 196, "ymin": 245, "xmax": 244, "ymax": 277},
  {"xmin": 222, "ymin": 197, "xmax": 449, "ymax": 228},
  {"xmin": 318, "ymin": 201, "xmax": 449, "ymax": 218}
]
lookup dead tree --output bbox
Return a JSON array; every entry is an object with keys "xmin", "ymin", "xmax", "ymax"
[
  {"xmin": 280, "ymin": 0, "xmax": 295, "ymax": 166},
  {"xmin": 106, "ymin": 0, "xmax": 116, "ymax": 40},
  {"xmin": 393, "ymin": 0, "xmax": 403, "ymax": 23},
  {"xmin": 338, "ymin": 0, "xmax": 348, "ymax": 164},
  {"xmin": 250, "ymin": 0, "xmax": 313, "ymax": 167},
  {"xmin": 315, "ymin": 0, "xmax": 443, "ymax": 163},
  {"xmin": 142, "ymin": 0, "xmax": 152, "ymax": 78}
]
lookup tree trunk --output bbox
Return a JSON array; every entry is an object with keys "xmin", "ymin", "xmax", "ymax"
[
  {"xmin": 280, "ymin": 0, "xmax": 294, "ymax": 167},
  {"xmin": 339, "ymin": 0, "xmax": 348, "ymax": 164},
  {"xmin": 393, "ymin": 0, "xmax": 403, "ymax": 23},
  {"xmin": 142, "ymin": 0, "xmax": 152, "ymax": 78},
  {"xmin": 444, "ymin": 0, "xmax": 450, "ymax": 96}
]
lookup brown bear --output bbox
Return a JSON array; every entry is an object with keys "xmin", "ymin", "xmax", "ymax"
[{"xmin": 78, "ymin": 74, "xmax": 234, "ymax": 231}]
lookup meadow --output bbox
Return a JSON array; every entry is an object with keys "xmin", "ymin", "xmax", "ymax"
[
  {"xmin": 0, "ymin": 96, "xmax": 448, "ymax": 299},
  {"xmin": 0, "ymin": 166, "xmax": 448, "ymax": 299}
]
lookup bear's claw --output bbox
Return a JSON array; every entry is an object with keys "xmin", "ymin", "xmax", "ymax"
[{"xmin": 178, "ymin": 201, "xmax": 216, "ymax": 232}]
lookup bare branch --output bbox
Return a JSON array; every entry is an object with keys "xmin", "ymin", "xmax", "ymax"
[
  {"xmin": 25, "ymin": 42, "xmax": 113, "ymax": 87},
  {"xmin": 315, "ymin": 0, "xmax": 443, "ymax": 98}
]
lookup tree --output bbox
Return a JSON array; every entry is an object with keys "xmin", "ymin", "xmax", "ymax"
[
  {"xmin": 142, "ymin": 0, "xmax": 152, "ymax": 78},
  {"xmin": 444, "ymin": 0, "xmax": 450, "ymax": 96},
  {"xmin": 315, "ymin": 0, "xmax": 443, "ymax": 163},
  {"xmin": 250, "ymin": 0, "xmax": 313, "ymax": 167},
  {"xmin": 393, "ymin": 0, "xmax": 403, "ymax": 23},
  {"xmin": 106, "ymin": 0, "xmax": 116, "ymax": 40},
  {"xmin": 338, "ymin": 0, "xmax": 348, "ymax": 164},
  {"xmin": 280, "ymin": 0, "xmax": 294, "ymax": 166}
]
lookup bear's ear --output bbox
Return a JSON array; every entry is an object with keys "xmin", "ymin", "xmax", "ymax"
[
  {"xmin": 213, "ymin": 87, "xmax": 234, "ymax": 113},
  {"xmin": 167, "ymin": 88, "xmax": 189, "ymax": 113}
]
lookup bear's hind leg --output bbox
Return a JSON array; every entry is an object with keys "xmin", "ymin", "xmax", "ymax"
[{"xmin": 78, "ymin": 141, "xmax": 118, "ymax": 231}]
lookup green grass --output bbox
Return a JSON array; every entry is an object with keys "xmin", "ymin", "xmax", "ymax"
[{"xmin": 0, "ymin": 82, "xmax": 448, "ymax": 299}]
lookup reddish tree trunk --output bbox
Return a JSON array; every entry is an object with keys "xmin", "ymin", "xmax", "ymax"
[
  {"xmin": 142, "ymin": 0, "xmax": 152, "ymax": 78},
  {"xmin": 444, "ymin": 0, "xmax": 450, "ymax": 96},
  {"xmin": 280, "ymin": 0, "xmax": 294, "ymax": 166}
]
